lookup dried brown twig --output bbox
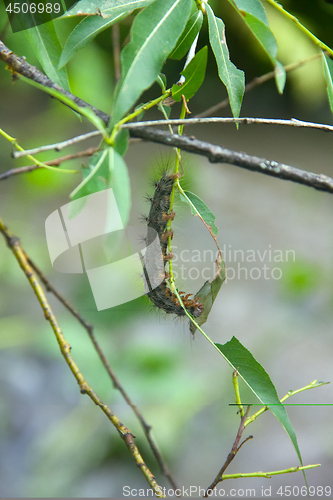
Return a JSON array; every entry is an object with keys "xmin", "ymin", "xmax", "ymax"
[
  {"xmin": 0, "ymin": 147, "xmax": 97, "ymax": 181},
  {"xmin": 126, "ymin": 128, "xmax": 333, "ymax": 194},
  {"xmin": 26, "ymin": 255, "xmax": 179, "ymax": 492},
  {"xmin": 204, "ymin": 406, "xmax": 253, "ymax": 497},
  {"xmin": 0, "ymin": 217, "xmax": 165, "ymax": 498}
]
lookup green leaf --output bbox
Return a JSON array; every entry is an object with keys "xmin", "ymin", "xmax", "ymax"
[
  {"xmin": 158, "ymin": 102, "xmax": 171, "ymax": 118},
  {"xmin": 77, "ymin": 107, "xmax": 107, "ymax": 135},
  {"xmin": 181, "ymin": 189, "xmax": 218, "ymax": 235},
  {"xmin": 19, "ymin": 75, "xmax": 107, "ymax": 132},
  {"xmin": 59, "ymin": 13, "xmax": 127, "ymax": 67},
  {"xmin": 172, "ymin": 46, "xmax": 207, "ymax": 102},
  {"xmin": 216, "ymin": 337, "xmax": 303, "ymax": 467},
  {"xmin": 169, "ymin": 10, "xmax": 203, "ymax": 60},
  {"xmin": 206, "ymin": 4, "xmax": 245, "ymax": 119},
  {"xmin": 156, "ymin": 73, "xmax": 167, "ymax": 93},
  {"xmin": 274, "ymin": 60, "xmax": 287, "ymax": 94},
  {"xmin": 180, "ymin": 189, "xmax": 223, "ymax": 334},
  {"xmin": 227, "ymin": 0, "xmax": 286, "ymax": 94},
  {"xmin": 110, "ymin": 0, "xmax": 192, "ymax": 126},
  {"xmin": 190, "ymin": 264, "xmax": 225, "ymax": 334},
  {"xmin": 25, "ymin": 21, "xmax": 70, "ymax": 90},
  {"xmin": 114, "ymin": 128, "xmax": 130, "ymax": 156},
  {"xmin": 63, "ymin": 0, "xmax": 155, "ymax": 18},
  {"xmin": 322, "ymin": 53, "xmax": 333, "ymax": 114},
  {"xmin": 71, "ymin": 147, "xmax": 131, "ymax": 226}
]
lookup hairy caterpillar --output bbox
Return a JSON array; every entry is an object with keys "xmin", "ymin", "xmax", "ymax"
[{"xmin": 143, "ymin": 173, "xmax": 203, "ymax": 318}]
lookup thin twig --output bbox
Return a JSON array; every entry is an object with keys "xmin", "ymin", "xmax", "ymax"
[
  {"xmin": 0, "ymin": 163, "xmax": 42, "ymax": 180},
  {"xmin": 0, "ymin": 218, "xmax": 165, "ymax": 498},
  {"xmin": 195, "ymin": 52, "xmax": 326, "ymax": 118},
  {"xmin": 204, "ymin": 406, "xmax": 253, "ymax": 496},
  {"xmin": 12, "ymin": 131, "xmax": 102, "ymax": 159},
  {"xmin": 0, "ymin": 40, "xmax": 110, "ymax": 125},
  {"xmin": 126, "ymin": 128, "xmax": 333, "ymax": 194},
  {"xmin": 25, "ymin": 254, "xmax": 179, "ymax": 492},
  {"xmin": 123, "ymin": 117, "xmax": 333, "ymax": 133},
  {"xmin": 26, "ymin": 254, "xmax": 95, "ymax": 333},
  {"xmin": 244, "ymin": 379, "xmax": 329, "ymax": 428},
  {"xmin": 218, "ymin": 464, "xmax": 320, "ymax": 480},
  {"xmin": 0, "ymin": 147, "xmax": 97, "ymax": 181}
]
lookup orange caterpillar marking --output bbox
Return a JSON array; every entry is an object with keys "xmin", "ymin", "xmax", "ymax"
[
  {"xmin": 162, "ymin": 210, "xmax": 175, "ymax": 222},
  {"xmin": 163, "ymin": 253, "xmax": 173, "ymax": 261}
]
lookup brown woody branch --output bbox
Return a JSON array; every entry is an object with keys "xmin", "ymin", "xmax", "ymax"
[
  {"xmin": 0, "ymin": 217, "xmax": 165, "ymax": 498},
  {"xmin": 26, "ymin": 255, "xmax": 179, "ymax": 492},
  {"xmin": 126, "ymin": 127, "xmax": 333, "ymax": 194},
  {"xmin": 204, "ymin": 406, "xmax": 253, "ymax": 497},
  {"xmin": 2, "ymin": 41, "xmax": 333, "ymax": 194}
]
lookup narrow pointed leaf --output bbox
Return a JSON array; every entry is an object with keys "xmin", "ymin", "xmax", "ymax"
[
  {"xmin": 190, "ymin": 265, "xmax": 225, "ymax": 334},
  {"xmin": 169, "ymin": 10, "xmax": 203, "ymax": 60},
  {"xmin": 59, "ymin": 13, "xmax": 127, "ymax": 67},
  {"xmin": 114, "ymin": 129, "xmax": 130, "ymax": 156},
  {"xmin": 25, "ymin": 21, "xmax": 70, "ymax": 90},
  {"xmin": 180, "ymin": 189, "xmax": 223, "ymax": 333},
  {"xmin": 71, "ymin": 147, "xmax": 131, "ymax": 226},
  {"xmin": 206, "ymin": 4, "xmax": 245, "ymax": 118},
  {"xmin": 111, "ymin": 0, "xmax": 192, "ymax": 125},
  {"xmin": 156, "ymin": 73, "xmax": 167, "ymax": 93},
  {"xmin": 227, "ymin": 0, "xmax": 286, "ymax": 93},
  {"xmin": 180, "ymin": 189, "xmax": 218, "ymax": 235},
  {"xmin": 18, "ymin": 75, "xmax": 107, "ymax": 131},
  {"xmin": 158, "ymin": 102, "xmax": 171, "ymax": 118},
  {"xmin": 63, "ymin": 0, "xmax": 155, "ymax": 18},
  {"xmin": 172, "ymin": 46, "xmax": 207, "ymax": 101},
  {"xmin": 216, "ymin": 337, "xmax": 303, "ymax": 466},
  {"xmin": 323, "ymin": 53, "xmax": 333, "ymax": 114},
  {"xmin": 274, "ymin": 60, "xmax": 287, "ymax": 94},
  {"xmin": 229, "ymin": 0, "xmax": 276, "ymax": 57}
]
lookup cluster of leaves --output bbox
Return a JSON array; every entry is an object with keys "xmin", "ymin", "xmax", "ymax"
[{"xmin": 7, "ymin": 0, "xmax": 333, "ymax": 217}]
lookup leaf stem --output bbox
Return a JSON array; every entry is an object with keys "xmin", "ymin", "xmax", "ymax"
[
  {"xmin": 265, "ymin": 0, "xmax": 333, "ymax": 58},
  {"xmin": 195, "ymin": 0, "xmax": 206, "ymax": 14},
  {"xmin": 108, "ymin": 90, "xmax": 171, "ymax": 145}
]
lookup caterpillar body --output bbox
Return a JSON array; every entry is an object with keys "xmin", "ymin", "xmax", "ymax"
[{"xmin": 143, "ymin": 173, "xmax": 203, "ymax": 318}]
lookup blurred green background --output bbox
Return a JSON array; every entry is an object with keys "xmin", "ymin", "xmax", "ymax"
[{"xmin": 1, "ymin": 0, "xmax": 333, "ymax": 497}]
